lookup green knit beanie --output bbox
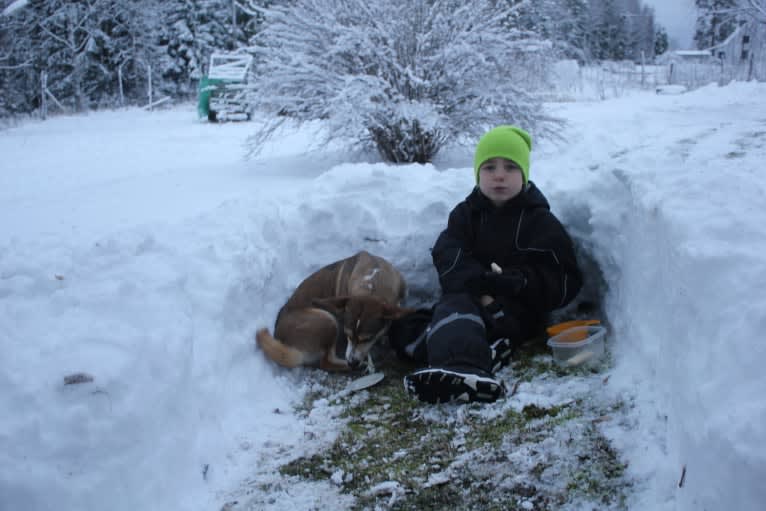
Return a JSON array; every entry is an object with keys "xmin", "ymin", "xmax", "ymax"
[{"xmin": 473, "ymin": 125, "xmax": 532, "ymax": 184}]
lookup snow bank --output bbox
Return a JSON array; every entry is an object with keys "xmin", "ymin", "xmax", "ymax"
[
  {"xmin": 539, "ymin": 82, "xmax": 766, "ymax": 510},
  {"xmin": 1, "ymin": 82, "xmax": 765, "ymax": 511}
]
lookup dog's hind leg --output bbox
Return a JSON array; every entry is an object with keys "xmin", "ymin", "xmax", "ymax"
[{"xmin": 258, "ymin": 308, "xmax": 340, "ymax": 369}]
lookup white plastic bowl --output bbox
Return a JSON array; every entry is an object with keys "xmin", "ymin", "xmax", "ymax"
[{"xmin": 546, "ymin": 325, "xmax": 606, "ymax": 367}]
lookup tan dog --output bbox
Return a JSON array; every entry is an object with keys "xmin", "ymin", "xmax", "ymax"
[{"xmin": 256, "ymin": 251, "xmax": 411, "ymax": 371}]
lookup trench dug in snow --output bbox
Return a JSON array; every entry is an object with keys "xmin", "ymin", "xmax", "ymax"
[
  {"xmin": 228, "ymin": 167, "xmax": 634, "ymax": 509},
  {"xmin": 232, "ymin": 163, "xmax": 614, "ymax": 347},
  {"xmin": 230, "ymin": 157, "xmax": 758, "ymax": 509}
]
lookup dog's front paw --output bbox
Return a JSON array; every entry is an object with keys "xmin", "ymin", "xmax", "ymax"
[{"xmin": 363, "ymin": 354, "xmax": 376, "ymax": 374}]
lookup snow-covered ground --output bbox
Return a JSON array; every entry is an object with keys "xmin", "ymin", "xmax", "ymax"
[{"xmin": 1, "ymin": 81, "xmax": 765, "ymax": 511}]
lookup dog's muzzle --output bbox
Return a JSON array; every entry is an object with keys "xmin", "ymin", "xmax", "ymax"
[{"xmin": 345, "ymin": 326, "xmax": 389, "ymax": 367}]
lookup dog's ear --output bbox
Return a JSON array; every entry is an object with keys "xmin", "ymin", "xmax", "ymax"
[
  {"xmin": 313, "ymin": 296, "xmax": 350, "ymax": 314},
  {"xmin": 381, "ymin": 304, "xmax": 417, "ymax": 320}
]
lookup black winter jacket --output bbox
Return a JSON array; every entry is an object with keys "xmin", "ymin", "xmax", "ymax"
[{"xmin": 432, "ymin": 183, "xmax": 583, "ymax": 334}]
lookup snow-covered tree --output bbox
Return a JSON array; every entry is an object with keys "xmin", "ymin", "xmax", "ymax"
[
  {"xmin": 654, "ymin": 25, "xmax": 669, "ymax": 56},
  {"xmin": 246, "ymin": 0, "xmax": 560, "ymax": 164},
  {"xmin": 736, "ymin": 0, "xmax": 766, "ymax": 21},
  {"xmin": 0, "ymin": 0, "xmax": 158, "ymax": 112},
  {"xmin": 511, "ymin": 0, "xmax": 590, "ymax": 62},
  {"xmin": 585, "ymin": 0, "xmax": 657, "ymax": 62},
  {"xmin": 0, "ymin": 0, "xmax": 672, "ymax": 119},
  {"xmin": 0, "ymin": 0, "xmax": 259, "ymax": 115},
  {"xmin": 589, "ymin": 0, "xmax": 629, "ymax": 60},
  {"xmin": 559, "ymin": 0, "xmax": 591, "ymax": 61},
  {"xmin": 694, "ymin": 0, "xmax": 738, "ymax": 49},
  {"xmin": 153, "ymin": 0, "xmax": 240, "ymax": 97},
  {"xmin": 629, "ymin": 4, "xmax": 657, "ymax": 61},
  {"xmin": 0, "ymin": 2, "xmax": 37, "ymax": 115},
  {"xmin": 25, "ymin": 0, "xmax": 117, "ymax": 111}
]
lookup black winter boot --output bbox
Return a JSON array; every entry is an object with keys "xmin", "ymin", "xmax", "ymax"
[{"xmin": 403, "ymin": 366, "xmax": 507, "ymax": 404}]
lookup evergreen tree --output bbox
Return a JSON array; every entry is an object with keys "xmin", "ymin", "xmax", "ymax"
[
  {"xmin": 26, "ymin": 0, "xmax": 115, "ymax": 111},
  {"xmin": 560, "ymin": 0, "xmax": 591, "ymax": 61},
  {"xmin": 0, "ymin": 0, "xmax": 259, "ymax": 115},
  {"xmin": 0, "ymin": 3, "xmax": 39, "ymax": 115},
  {"xmin": 590, "ymin": 0, "xmax": 629, "ymax": 60},
  {"xmin": 629, "ymin": 5, "xmax": 657, "ymax": 61},
  {"xmin": 154, "ymin": 0, "xmax": 236, "ymax": 97},
  {"xmin": 97, "ymin": 0, "xmax": 176, "ymax": 106},
  {"xmin": 655, "ymin": 26, "xmax": 669, "ymax": 56},
  {"xmin": 586, "ymin": 0, "xmax": 657, "ymax": 62},
  {"xmin": 512, "ymin": 0, "xmax": 590, "ymax": 62}
]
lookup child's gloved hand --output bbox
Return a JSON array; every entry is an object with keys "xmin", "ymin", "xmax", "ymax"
[{"xmin": 482, "ymin": 268, "xmax": 527, "ymax": 297}]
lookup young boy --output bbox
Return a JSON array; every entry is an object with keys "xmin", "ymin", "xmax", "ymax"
[{"xmin": 403, "ymin": 125, "xmax": 583, "ymax": 404}]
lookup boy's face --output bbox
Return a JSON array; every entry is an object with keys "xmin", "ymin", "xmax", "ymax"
[{"xmin": 478, "ymin": 157, "xmax": 524, "ymax": 207}]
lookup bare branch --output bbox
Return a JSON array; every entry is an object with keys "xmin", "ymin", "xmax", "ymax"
[
  {"xmin": 37, "ymin": 22, "xmax": 73, "ymax": 49},
  {"xmin": 744, "ymin": 0, "xmax": 766, "ymax": 21},
  {"xmin": 0, "ymin": 59, "xmax": 32, "ymax": 70}
]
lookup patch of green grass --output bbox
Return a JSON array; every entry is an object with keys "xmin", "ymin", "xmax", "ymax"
[
  {"xmin": 274, "ymin": 341, "xmax": 631, "ymax": 510},
  {"xmin": 463, "ymin": 408, "xmax": 527, "ymax": 450},
  {"xmin": 280, "ymin": 453, "xmax": 328, "ymax": 479},
  {"xmin": 460, "ymin": 400, "xmax": 585, "ymax": 456},
  {"xmin": 383, "ymin": 485, "xmax": 465, "ymax": 511},
  {"xmin": 523, "ymin": 401, "xmax": 583, "ymax": 427},
  {"xmin": 565, "ymin": 427, "xmax": 630, "ymax": 505},
  {"xmin": 283, "ymin": 375, "xmax": 457, "ymax": 498},
  {"xmin": 345, "ymin": 393, "xmax": 453, "ymax": 477},
  {"xmin": 510, "ymin": 339, "xmax": 560, "ymax": 382}
]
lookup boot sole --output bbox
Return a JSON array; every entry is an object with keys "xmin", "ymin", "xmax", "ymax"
[{"xmin": 403, "ymin": 368, "xmax": 506, "ymax": 404}]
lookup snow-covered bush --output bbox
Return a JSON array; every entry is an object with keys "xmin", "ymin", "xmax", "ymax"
[{"xmin": 246, "ymin": 0, "xmax": 560, "ymax": 163}]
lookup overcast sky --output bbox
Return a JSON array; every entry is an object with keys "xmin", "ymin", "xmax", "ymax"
[{"xmin": 643, "ymin": 0, "xmax": 697, "ymax": 48}]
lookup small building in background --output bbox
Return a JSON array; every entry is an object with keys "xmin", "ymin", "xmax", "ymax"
[
  {"xmin": 656, "ymin": 49, "xmax": 716, "ymax": 65},
  {"xmin": 708, "ymin": 20, "xmax": 765, "ymax": 81},
  {"xmin": 655, "ymin": 49, "xmax": 720, "ymax": 89},
  {"xmin": 654, "ymin": 20, "xmax": 765, "ymax": 87}
]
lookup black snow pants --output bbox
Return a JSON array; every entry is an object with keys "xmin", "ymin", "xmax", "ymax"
[{"xmin": 425, "ymin": 293, "xmax": 493, "ymax": 373}]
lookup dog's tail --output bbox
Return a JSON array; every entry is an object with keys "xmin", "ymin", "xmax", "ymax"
[{"xmin": 255, "ymin": 328, "xmax": 305, "ymax": 368}]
